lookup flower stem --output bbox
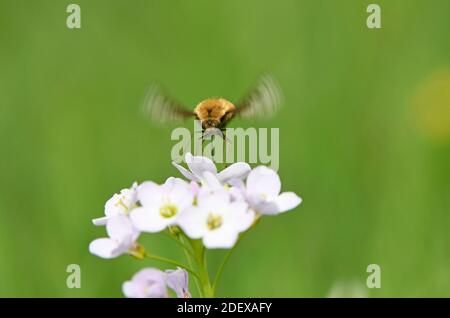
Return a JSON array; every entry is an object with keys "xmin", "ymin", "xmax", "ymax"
[
  {"xmin": 191, "ymin": 240, "xmax": 214, "ymax": 298},
  {"xmin": 143, "ymin": 252, "xmax": 199, "ymax": 279},
  {"xmin": 163, "ymin": 231, "xmax": 195, "ymax": 257},
  {"xmin": 212, "ymin": 231, "xmax": 248, "ymax": 293},
  {"xmin": 179, "ymin": 235, "xmax": 203, "ymax": 297}
]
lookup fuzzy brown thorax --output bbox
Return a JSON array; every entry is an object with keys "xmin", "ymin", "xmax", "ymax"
[{"xmin": 194, "ymin": 98, "xmax": 236, "ymax": 130}]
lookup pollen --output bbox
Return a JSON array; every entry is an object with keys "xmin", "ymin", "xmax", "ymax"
[
  {"xmin": 159, "ymin": 204, "xmax": 178, "ymax": 218},
  {"xmin": 206, "ymin": 213, "xmax": 223, "ymax": 230}
]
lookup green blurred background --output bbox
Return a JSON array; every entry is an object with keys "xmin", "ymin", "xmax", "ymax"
[{"xmin": 1, "ymin": 0, "xmax": 450, "ymax": 297}]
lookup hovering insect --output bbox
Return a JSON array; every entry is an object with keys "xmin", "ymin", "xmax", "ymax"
[{"xmin": 142, "ymin": 74, "xmax": 282, "ymax": 138}]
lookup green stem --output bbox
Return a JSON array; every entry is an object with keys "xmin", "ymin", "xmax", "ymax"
[
  {"xmin": 213, "ymin": 231, "xmax": 248, "ymax": 292},
  {"xmin": 163, "ymin": 231, "xmax": 195, "ymax": 257},
  {"xmin": 143, "ymin": 252, "xmax": 199, "ymax": 279},
  {"xmin": 180, "ymin": 235, "xmax": 203, "ymax": 297},
  {"xmin": 191, "ymin": 240, "xmax": 214, "ymax": 298}
]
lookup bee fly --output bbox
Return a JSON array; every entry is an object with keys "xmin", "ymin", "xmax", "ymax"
[{"xmin": 142, "ymin": 74, "xmax": 282, "ymax": 139}]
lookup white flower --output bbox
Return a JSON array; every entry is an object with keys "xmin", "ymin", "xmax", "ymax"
[
  {"xmin": 172, "ymin": 152, "xmax": 251, "ymax": 185},
  {"xmin": 123, "ymin": 268, "xmax": 168, "ymax": 298},
  {"xmin": 89, "ymin": 214, "xmax": 139, "ymax": 259},
  {"xmin": 244, "ymin": 166, "xmax": 302, "ymax": 215},
  {"xmin": 92, "ymin": 182, "xmax": 138, "ymax": 226},
  {"xmin": 123, "ymin": 267, "xmax": 191, "ymax": 298},
  {"xmin": 130, "ymin": 177, "xmax": 194, "ymax": 233},
  {"xmin": 177, "ymin": 180, "xmax": 255, "ymax": 249}
]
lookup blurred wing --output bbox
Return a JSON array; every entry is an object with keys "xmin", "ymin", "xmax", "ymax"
[
  {"xmin": 141, "ymin": 83, "xmax": 194, "ymax": 124},
  {"xmin": 236, "ymin": 74, "xmax": 283, "ymax": 119}
]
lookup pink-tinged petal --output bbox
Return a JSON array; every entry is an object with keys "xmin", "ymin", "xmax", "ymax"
[
  {"xmin": 122, "ymin": 281, "xmax": 138, "ymax": 298},
  {"xmin": 92, "ymin": 216, "xmax": 108, "ymax": 226},
  {"xmin": 89, "ymin": 238, "xmax": 120, "ymax": 259},
  {"xmin": 197, "ymin": 185, "xmax": 230, "ymax": 208},
  {"xmin": 137, "ymin": 181, "xmax": 163, "ymax": 207},
  {"xmin": 168, "ymin": 180, "xmax": 194, "ymax": 209},
  {"xmin": 253, "ymin": 201, "xmax": 279, "ymax": 215},
  {"xmin": 104, "ymin": 184, "xmax": 138, "ymax": 216},
  {"xmin": 246, "ymin": 192, "xmax": 265, "ymax": 208},
  {"xmin": 185, "ymin": 153, "xmax": 217, "ymax": 179},
  {"xmin": 189, "ymin": 181, "xmax": 200, "ymax": 196},
  {"xmin": 123, "ymin": 268, "xmax": 168, "ymax": 298},
  {"xmin": 270, "ymin": 192, "xmax": 302, "ymax": 214},
  {"xmin": 217, "ymin": 162, "xmax": 251, "ymax": 183},
  {"xmin": 163, "ymin": 177, "xmax": 189, "ymax": 192},
  {"xmin": 177, "ymin": 206, "xmax": 207, "ymax": 239},
  {"xmin": 106, "ymin": 214, "xmax": 135, "ymax": 241},
  {"xmin": 226, "ymin": 201, "xmax": 254, "ymax": 232},
  {"xmin": 201, "ymin": 171, "xmax": 222, "ymax": 190},
  {"xmin": 165, "ymin": 268, "xmax": 191, "ymax": 298},
  {"xmin": 130, "ymin": 207, "xmax": 169, "ymax": 233},
  {"xmin": 118, "ymin": 186, "xmax": 138, "ymax": 207},
  {"xmin": 246, "ymin": 166, "xmax": 281, "ymax": 198},
  {"xmin": 229, "ymin": 186, "xmax": 245, "ymax": 202},
  {"xmin": 172, "ymin": 162, "xmax": 198, "ymax": 181},
  {"xmin": 104, "ymin": 193, "xmax": 126, "ymax": 217},
  {"xmin": 228, "ymin": 178, "xmax": 245, "ymax": 188},
  {"xmin": 203, "ymin": 227, "xmax": 239, "ymax": 249}
]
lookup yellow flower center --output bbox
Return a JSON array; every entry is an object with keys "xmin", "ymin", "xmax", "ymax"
[
  {"xmin": 207, "ymin": 213, "xmax": 223, "ymax": 231},
  {"xmin": 159, "ymin": 204, "xmax": 178, "ymax": 218}
]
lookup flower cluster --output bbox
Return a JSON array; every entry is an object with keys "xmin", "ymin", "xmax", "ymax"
[
  {"xmin": 123, "ymin": 267, "xmax": 190, "ymax": 298},
  {"xmin": 89, "ymin": 153, "xmax": 302, "ymax": 297}
]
